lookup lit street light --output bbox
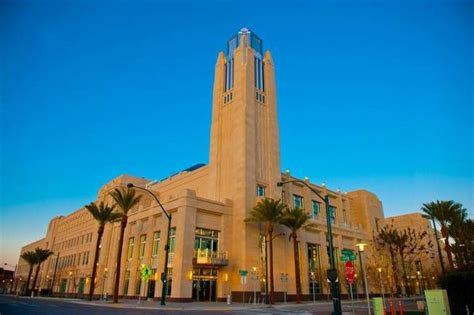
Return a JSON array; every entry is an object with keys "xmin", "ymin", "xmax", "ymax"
[
  {"xmin": 127, "ymin": 183, "xmax": 171, "ymax": 306},
  {"xmin": 356, "ymin": 243, "xmax": 371, "ymax": 315},
  {"xmin": 377, "ymin": 267, "xmax": 385, "ymax": 307}
]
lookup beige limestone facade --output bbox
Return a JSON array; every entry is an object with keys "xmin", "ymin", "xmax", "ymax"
[{"xmin": 16, "ymin": 29, "xmax": 388, "ymax": 302}]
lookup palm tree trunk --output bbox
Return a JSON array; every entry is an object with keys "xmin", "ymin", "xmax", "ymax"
[
  {"xmin": 89, "ymin": 225, "xmax": 105, "ymax": 301},
  {"xmin": 32, "ymin": 263, "xmax": 41, "ymax": 294},
  {"xmin": 113, "ymin": 216, "xmax": 127, "ymax": 303},
  {"xmin": 292, "ymin": 234, "xmax": 301, "ymax": 303},
  {"xmin": 268, "ymin": 225, "xmax": 275, "ymax": 304},
  {"xmin": 432, "ymin": 218, "xmax": 445, "ymax": 273},
  {"xmin": 441, "ymin": 225, "xmax": 454, "ymax": 269},
  {"xmin": 25, "ymin": 265, "xmax": 33, "ymax": 295}
]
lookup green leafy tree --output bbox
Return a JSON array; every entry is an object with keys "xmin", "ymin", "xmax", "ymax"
[
  {"xmin": 20, "ymin": 250, "xmax": 37, "ymax": 295},
  {"xmin": 85, "ymin": 201, "xmax": 121, "ymax": 300},
  {"xmin": 31, "ymin": 248, "xmax": 54, "ymax": 293},
  {"xmin": 110, "ymin": 187, "xmax": 142, "ymax": 303},
  {"xmin": 246, "ymin": 198, "xmax": 286, "ymax": 304},
  {"xmin": 280, "ymin": 207, "xmax": 310, "ymax": 303}
]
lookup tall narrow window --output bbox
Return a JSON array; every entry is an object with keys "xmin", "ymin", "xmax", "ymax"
[
  {"xmin": 127, "ymin": 237, "xmax": 134, "ymax": 260},
  {"xmin": 307, "ymin": 243, "xmax": 321, "ymax": 294},
  {"xmin": 293, "ymin": 194, "xmax": 304, "ymax": 209},
  {"xmin": 169, "ymin": 228, "xmax": 176, "ymax": 253},
  {"xmin": 139, "ymin": 234, "xmax": 147, "ymax": 258},
  {"xmin": 311, "ymin": 201, "xmax": 320, "ymax": 219},
  {"xmin": 329, "ymin": 206, "xmax": 336, "ymax": 224},
  {"xmin": 152, "ymin": 231, "xmax": 160, "ymax": 257}
]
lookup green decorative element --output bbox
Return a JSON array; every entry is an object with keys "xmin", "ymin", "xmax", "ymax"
[
  {"xmin": 372, "ymin": 297, "xmax": 384, "ymax": 315},
  {"xmin": 239, "ymin": 269, "xmax": 248, "ymax": 277},
  {"xmin": 140, "ymin": 265, "xmax": 153, "ymax": 282},
  {"xmin": 425, "ymin": 289, "xmax": 451, "ymax": 315}
]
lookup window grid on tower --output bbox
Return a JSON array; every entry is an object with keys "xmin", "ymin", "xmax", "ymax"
[
  {"xmin": 254, "ymin": 56, "xmax": 264, "ymax": 91},
  {"xmin": 224, "ymin": 58, "xmax": 234, "ymax": 92}
]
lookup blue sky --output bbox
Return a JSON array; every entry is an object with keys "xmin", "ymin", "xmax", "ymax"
[{"xmin": 1, "ymin": 0, "xmax": 472, "ymax": 266}]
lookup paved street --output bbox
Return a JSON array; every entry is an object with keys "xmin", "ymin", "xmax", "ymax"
[{"xmin": 0, "ymin": 294, "xmax": 423, "ymax": 315}]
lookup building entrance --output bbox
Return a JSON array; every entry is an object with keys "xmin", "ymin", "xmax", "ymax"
[
  {"xmin": 147, "ymin": 280, "xmax": 156, "ymax": 298},
  {"xmin": 192, "ymin": 278, "xmax": 216, "ymax": 302}
]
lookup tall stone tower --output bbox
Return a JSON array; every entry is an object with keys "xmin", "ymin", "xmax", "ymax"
[{"xmin": 208, "ymin": 28, "xmax": 282, "ymax": 275}]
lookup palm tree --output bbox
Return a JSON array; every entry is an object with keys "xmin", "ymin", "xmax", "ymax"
[
  {"xmin": 447, "ymin": 209, "xmax": 469, "ymax": 268},
  {"xmin": 110, "ymin": 187, "xmax": 142, "ymax": 303},
  {"xmin": 246, "ymin": 198, "xmax": 286, "ymax": 304},
  {"xmin": 31, "ymin": 248, "xmax": 54, "ymax": 293},
  {"xmin": 20, "ymin": 250, "xmax": 37, "ymax": 295},
  {"xmin": 421, "ymin": 200, "xmax": 464, "ymax": 269},
  {"xmin": 280, "ymin": 207, "xmax": 310, "ymax": 303},
  {"xmin": 85, "ymin": 201, "xmax": 121, "ymax": 301},
  {"xmin": 421, "ymin": 202, "xmax": 446, "ymax": 273}
]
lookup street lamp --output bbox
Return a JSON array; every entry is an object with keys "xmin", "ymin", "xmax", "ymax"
[
  {"xmin": 377, "ymin": 267, "xmax": 385, "ymax": 307},
  {"xmin": 356, "ymin": 243, "xmax": 371, "ymax": 315},
  {"xmin": 310, "ymin": 271, "xmax": 316, "ymax": 304},
  {"xmin": 127, "ymin": 183, "xmax": 171, "ymax": 306},
  {"xmin": 278, "ymin": 179, "xmax": 342, "ymax": 315}
]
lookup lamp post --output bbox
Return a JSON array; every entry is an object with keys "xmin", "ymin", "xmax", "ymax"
[
  {"xmin": 278, "ymin": 179, "xmax": 342, "ymax": 315},
  {"xmin": 356, "ymin": 243, "xmax": 371, "ymax": 315},
  {"xmin": 377, "ymin": 267, "xmax": 385, "ymax": 307},
  {"xmin": 251, "ymin": 267, "xmax": 258, "ymax": 305},
  {"xmin": 127, "ymin": 183, "xmax": 171, "ymax": 306},
  {"xmin": 310, "ymin": 272, "xmax": 316, "ymax": 304}
]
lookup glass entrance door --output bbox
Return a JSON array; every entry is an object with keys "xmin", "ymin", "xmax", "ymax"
[{"xmin": 192, "ymin": 279, "xmax": 216, "ymax": 302}]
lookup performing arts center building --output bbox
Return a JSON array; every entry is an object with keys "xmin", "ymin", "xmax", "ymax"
[{"xmin": 16, "ymin": 28, "xmax": 385, "ymax": 302}]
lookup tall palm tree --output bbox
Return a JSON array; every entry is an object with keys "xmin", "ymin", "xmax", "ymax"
[
  {"xmin": 110, "ymin": 187, "xmax": 142, "ymax": 303},
  {"xmin": 246, "ymin": 198, "xmax": 286, "ymax": 304},
  {"xmin": 280, "ymin": 207, "xmax": 310, "ymax": 304},
  {"xmin": 85, "ymin": 201, "xmax": 121, "ymax": 301},
  {"xmin": 447, "ymin": 209, "xmax": 469, "ymax": 268},
  {"xmin": 31, "ymin": 248, "xmax": 54, "ymax": 293},
  {"xmin": 421, "ymin": 200, "xmax": 464, "ymax": 269},
  {"xmin": 20, "ymin": 250, "xmax": 37, "ymax": 295},
  {"xmin": 421, "ymin": 202, "xmax": 446, "ymax": 273}
]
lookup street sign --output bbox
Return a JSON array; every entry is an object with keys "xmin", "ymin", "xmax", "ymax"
[
  {"xmin": 341, "ymin": 249, "xmax": 354, "ymax": 256},
  {"xmin": 239, "ymin": 269, "xmax": 248, "ymax": 276},
  {"xmin": 345, "ymin": 261, "xmax": 355, "ymax": 284}
]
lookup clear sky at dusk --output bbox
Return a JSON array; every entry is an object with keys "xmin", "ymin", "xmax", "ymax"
[{"xmin": 1, "ymin": 0, "xmax": 472, "ymax": 266}]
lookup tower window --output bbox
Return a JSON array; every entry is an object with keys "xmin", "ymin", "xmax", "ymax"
[{"xmin": 257, "ymin": 185, "xmax": 266, "ymax": 197}]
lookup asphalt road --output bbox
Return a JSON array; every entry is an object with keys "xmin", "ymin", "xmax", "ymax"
[
  {"xmin": 0, "ymin": 296, "xmax": 218, "ymax": 315},
  {"xmin": 0, "ymin": 294, "xmax": 415, "ymax": 315}
]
